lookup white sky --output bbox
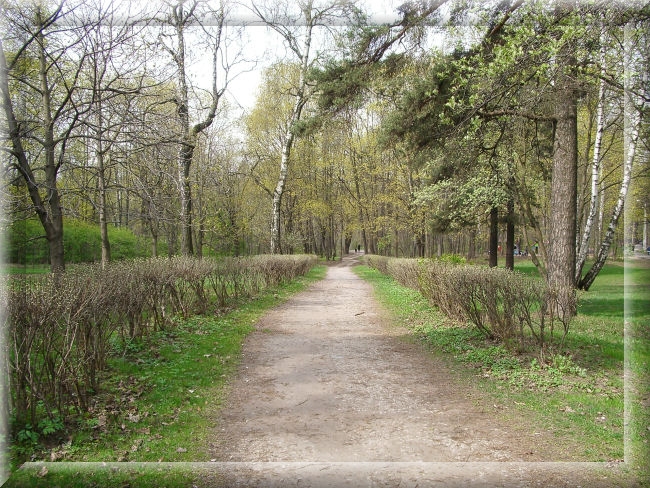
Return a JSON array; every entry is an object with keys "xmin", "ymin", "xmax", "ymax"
[{"xmin": 186, "ymin": 0, "xmax": 411, "ymax": 117}]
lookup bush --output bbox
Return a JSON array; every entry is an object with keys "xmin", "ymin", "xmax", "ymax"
[
  {"xmin": 364, "ymin": 255, "xmax": 389, "ymax": 275},
  {"xmin": 6, "ymin": 218, "xmax": 151, "ymax": 265},
  {"xmin": 365, "ymin": 255, "xmax": 574, "ymax": 352},
  {"xmin": 386, "ymin": 258, "xmax": 421, "ymax": 290},
  {"xmin": 6, "ymin": 271, "xmax": 118, "ymax": 425},
  {"xmin": 4, "ymin": 254, "xmax": 317, "ymax": 435}
]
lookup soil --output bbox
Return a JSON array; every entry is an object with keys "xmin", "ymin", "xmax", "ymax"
[{"xmin": 200, "ymin": 256, "xmax": 635, "ymax": 487}]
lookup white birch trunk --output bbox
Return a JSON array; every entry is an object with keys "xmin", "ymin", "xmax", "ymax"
[
  {"xmin": 578, "ymin": 24, "xmax": 642, "ymax": 290},
  {"xmin": 169, "ymin": 1, "xmax": 225, "ymax": 256},
  {"xmin": 575, "ymin": 29, "xmax": 606, "ymax": 283},
  {"xmin": 270, "ymin": 16, "xmax": 312, "ymax": 254}
]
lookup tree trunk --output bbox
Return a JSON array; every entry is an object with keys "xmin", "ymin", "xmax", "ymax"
[
  {"xmin": 576, "ymin": 30, "xmax": 606, "ymax": 283},
  {"xmin": 179, "ymin": 140, "xmax": 194, "ymax": 256},
  {"xmin": 489, "ymin": 207, "xmax": 498, "ymax": 267},
  {"xmin": 39, "ymin": 26, "xmax": 65, "ymax": 273},
  {"xmin": 505, "ymin": 198, "xmax": 515, "ymax": 270},
  {"xmin": 643, "ymin": 202, "xmax": 648, "ymax": 253},
  {"xmin": 196, "ymin": 220, "xmax": 204, "ymax": 259},
  {"xmin": 271, "ymin": 25, "xmax": 312, "ymax": 254},
  {"xmin": 151, "ymin": 232, "xmax": 158, "ymax": 258},
  {"xmin": 350, "ymin": 149, "xmax": 368, "ymax": 254},
  {"xmin": 93, "ymin": 91, "xmax": 111, "ymax": 268},
  {"xmin": 97, "ymin": 151, "xmax": 111, "ymax": 268},
  {"xmin": 579, "ymin": 25, "xmax": 641, "ymax": 291},
  {"xmin": 170, "ymin": 2, "xmax": 224, "ymax": 256},
  {"xmin": 167, "ymin": 225, "xmax": 177, "ymax": 257},
  {"xmin": 436, "ymin": 233, "xmax": 444, "ymax": 257},
  {"xmin": 547, "ymin": 34, "xmax": 578, "ymax": 315},
  {"xmin": 271, "ymin": 139, "xmax": 290, "ymax": 254},
  {"xmin": 261, "ymin": 2, "xmax": 327, "ymax": 255},
  {"xmin": 518, "ymin": 181, "xmax": 547, "ymax": 277},
  {"xmin": 467, "ymin": 227, "xmax": 476, "ymax": 260},
  {"xmin": 578, "ymin": 130, "xmax": 637, "ymax": 290},
  {"xmin": 46, "ymin": 208, "xmax": 65, "ymax": 274},
  {"xmin": 415, "ymin": 233, "xmax": 425, "ymax": 258},
  {"xmin": 1, "ymin": 38, "xmax": 63, "ymax": 273}
]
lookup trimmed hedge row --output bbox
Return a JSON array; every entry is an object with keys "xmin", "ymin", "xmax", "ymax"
[
  {"xmin": 364, "ymin": 255, "xmax": 574, "ymax": 351},
  {"xmin": 4, "ymin": 254, "xmax": 317, "ymax": 428}
]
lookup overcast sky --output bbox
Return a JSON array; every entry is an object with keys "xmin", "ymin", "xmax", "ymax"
[{"xmin": 185, "ymin": 0, "xmax": 412, "ymax": 117}]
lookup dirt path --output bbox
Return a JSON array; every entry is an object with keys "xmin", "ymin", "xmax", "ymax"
[{"xmin": 204, "ymin": 257, "xmax": 628, "ymax": 486}]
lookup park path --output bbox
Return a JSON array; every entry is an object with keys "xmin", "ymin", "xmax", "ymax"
[{"xmin": 204, "ymin": 256, "xmax": 622, "ymax": 486}]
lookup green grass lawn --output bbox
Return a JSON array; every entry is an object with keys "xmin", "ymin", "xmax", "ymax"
[
  {"xmin": 622, "ymin": 258, "xmax": 650, "ymax": 473},
  {"xmin": 354, "ymin": 257, "xmax": 649, "ymax": 482},
  {"xmin": 5, "ymin": 463, "xmax": 199, "ymax": 488}
]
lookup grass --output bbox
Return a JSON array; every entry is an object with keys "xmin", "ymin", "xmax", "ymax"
[
  {"xmin": 1, "ymin": 264, "xmax": 51, "ymax": 275},
  {"xmin": 622, "ymin": 257, "xmax": 650, "ymax": 474},
  {"xmin": 5, "ymin": 463, "xmax": 200, "ymax": 488},
  {"xmin": 353, "ymin": 258, "xmax": 649, "ymax": 482},
  {"xmin": 4, "ymin": 264, "xmax": 327, "ymax": 486}
]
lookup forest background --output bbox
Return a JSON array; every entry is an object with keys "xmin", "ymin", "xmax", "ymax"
[{"xmin": 2, "ymin": 0, "xmax": 648, "ymax": 281}]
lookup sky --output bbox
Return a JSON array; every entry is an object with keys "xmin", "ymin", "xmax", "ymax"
[{"xmin": 186, "ymin": 0, "xmax": 412, "ymax": 117}]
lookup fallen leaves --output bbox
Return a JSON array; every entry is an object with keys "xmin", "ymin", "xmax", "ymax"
[{"xmin": 131, "ymin": 439, "xmax": 144, "ymax": 452}]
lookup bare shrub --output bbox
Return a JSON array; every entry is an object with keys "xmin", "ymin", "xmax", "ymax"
[
  {"xmin": 364, "ymin": 255, "xmax": 389, "ymax": 274},
  {"xmin": 386, "ymin": 258, "xmax": 420, "ymax": 289},
  {"xmin": 252, "ymin": 255, "xmax": 317, "ymax": 288},
  {"xmin": 7, "ymin": 270, "xmax": 115, "ymax": 426},
  {"xmin": 6, "ymin": 254, "xmax": 317, "ymax": 434},
  {"xmin": 366, "ymin": 256, "xmax": 573, "ymax": 352},
  {"xmin": 166, "ymin": 256, "xmax": 214, "ymax": 316},
  {"xmin": 544, "ymin": 285, "xmax": 577, "ymax": 349},
  {"xmin": 417, "ymin": 261, "xmax": 465, "ymax": 320}
]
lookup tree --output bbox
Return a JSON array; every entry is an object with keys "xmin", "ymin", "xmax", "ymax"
[
  {"xmin": 123, "ymin": 86, "xmax": 180, "ymax": 257},
  {"xmin": 575, "ymin": 25, "xmax": 607, "ymax": 283},
  {"xmin": 242, "ymin": 62, "xmax": 295, "ymax": 253},
  {"xmin": 156, "ymin": 0, "xmax": 232, "ymax": 256},
  {"xmin": 546, "ymin": 5, "xmax": 580, "ymax": 315},
  {"xmin": 81, "ymin": 0, "xmax": 150, "ymax": 267},
  {"xmin": 192, "ymin": 109, "xmax": 252, "ymax": 257},
  {"xmin": 1, "ymin": 1, "xmax": 91, "ymax": 272},
  {"xmin": 362, "ymin": 0, "xmax": 645, "ymax": 299},
  {"xmin": 251, "ymin": 0, "xmax": 363, "ymax": 254},
  {"xmin": 578, "ymin": 19, "xmax": 648, "ymax": 290}
]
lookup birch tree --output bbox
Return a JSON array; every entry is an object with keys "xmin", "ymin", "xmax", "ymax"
[
  {"xmin": 578, "ymin": 20, "xmax": 647, "ymax": 291},
  {"xmin": 251, "ymin": 0, "xmax": 361, "ymax": 254},
  {"xmin": 575, "ymin": 27, "xmax": 607, "ymax": 283},
  {"xmin": 157, "ymin": 0, "xmax": 233, "ymax": 256}
]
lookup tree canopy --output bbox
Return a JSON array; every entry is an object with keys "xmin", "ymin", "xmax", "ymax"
[{"xmin": 2, "ymin": 0, "xmax": 648, "ymax": 291}]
